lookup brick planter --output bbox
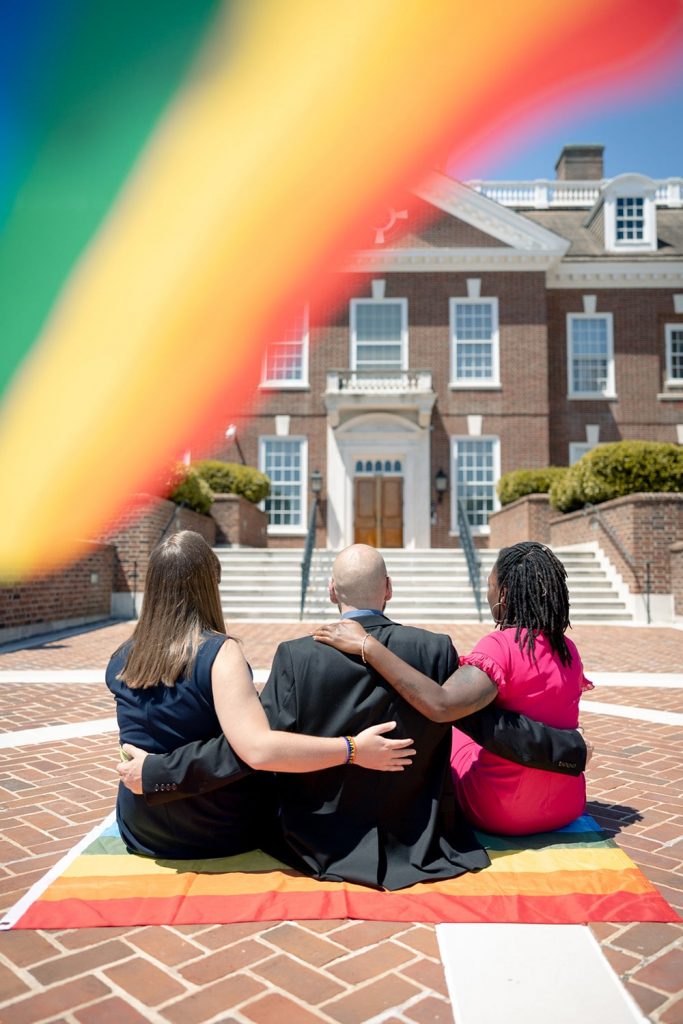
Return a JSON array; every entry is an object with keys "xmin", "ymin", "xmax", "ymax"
[
  {"xmin": 103, "ymin": 495, "xmax": 217, "ymax": 616},
  {"xmin": 489, "ymin": 494, "xmax": 553, "ymax": 548},
  {"xmin": 210, "ymin": 493, "xmax": 267, "ymax": 547},
  {"xmin": 0, "ymin": 541, "xmax": 115, "ymax": 644}
]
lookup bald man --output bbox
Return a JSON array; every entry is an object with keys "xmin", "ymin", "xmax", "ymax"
[{"xmin": 132, "ymin": 544, "xmax": 587, "ymax": 890}]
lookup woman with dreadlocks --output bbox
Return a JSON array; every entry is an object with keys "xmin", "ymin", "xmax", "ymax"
[{"xmin": 314, "ymin": 542, "xmax": 593, "ymax": 835}]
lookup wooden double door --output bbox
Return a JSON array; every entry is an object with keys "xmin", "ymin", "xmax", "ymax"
[{"xmin": 354, "ymin": 476, "xmax": 403, "ymax": 548}]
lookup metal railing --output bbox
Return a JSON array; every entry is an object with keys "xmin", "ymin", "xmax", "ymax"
[
  {"xmin": 582, "ymin": 503, "xmax": 651, "ymax": 624},
  {"xmin": 456, "ymin": 499, "xmax": 483, "ymax": 621},
  {"xmin": 300, "ymin": 497, "xmax": 319, "ymax": 620}
]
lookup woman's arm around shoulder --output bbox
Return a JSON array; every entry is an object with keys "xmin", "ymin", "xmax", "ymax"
[
  {"xmin": 313, "ymin": 620, "xmax": 498, "ymax": 723},
  {"xmin": 211, "ymin": 639, "xmax": 416, "ymax": 772}
]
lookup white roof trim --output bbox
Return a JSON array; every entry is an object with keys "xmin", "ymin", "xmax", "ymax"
[
  {"xmin": 414, "ymin": 171, "xmax": 570, "ymax": 255},
  {"xmin": 547, "ymin": 259, "xmax": 683, "ymax": 289},
  {"xmin": 342, "ymin": 248, "xmax": 561, "ymax": 273}
]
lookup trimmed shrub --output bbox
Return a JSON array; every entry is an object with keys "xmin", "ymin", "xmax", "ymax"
[
  {"xmin": 195, "ymin": 460, "xmax": 270, "ymax": 504},
  {"xmin": 497, "ymin": 467, "xmax": 568, "ymax": 507},
  {"xmin": 168, "ymin": 466, "xmax": 213, "ymax": 516},
  {"xmin": 549, "ymin": 441, "xmax": 683, "ymax": 513}
]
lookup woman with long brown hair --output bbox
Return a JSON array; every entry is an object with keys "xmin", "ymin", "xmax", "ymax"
[{"xmin": 106, "ymin": 531, "xmax": 413, "ymax": 858}]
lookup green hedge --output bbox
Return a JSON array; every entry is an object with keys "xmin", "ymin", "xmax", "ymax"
[
  {"xmin": 497, "ymin": 467, "xmax": 568, "ymax": 507},
  {"xmin": 168, "ymin": 466, "xmax": 213, "ymax": 516},
  {"xmin": 549, "ymin": 441, "xmax": 683, "ymax": 513},
  {"xmin": 195, "ymin": 460, "xmax": 270, "ymax": 504}
]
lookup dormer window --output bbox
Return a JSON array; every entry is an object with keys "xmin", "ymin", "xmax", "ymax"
[
  {"xmin": 602, "ymin": 174, "xmax": 657, "ymax": 253},
  {"xmin": 615, "ymin": 197, "xmax": 645, "ymax": 242}
]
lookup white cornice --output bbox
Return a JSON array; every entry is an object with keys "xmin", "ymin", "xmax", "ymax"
[
  {"xmin": 342, "ymin": 248, "xmax": 559, "ymax": 273},
  {"xmin": 547, "ymin": 260, "xmax": 683, "ymax": 289},
  {"xmin": 414, "ymin": 172, "xmax": 569, "ymax": 255}
]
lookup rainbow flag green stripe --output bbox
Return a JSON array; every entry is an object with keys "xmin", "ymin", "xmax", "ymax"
[
  {"xmin": 8, "ymin": 815, "xmax": 679, "ymax": 929},
  {"xmin": 0, "ymin": 0, "xmax": 221, "ymax": 395}
]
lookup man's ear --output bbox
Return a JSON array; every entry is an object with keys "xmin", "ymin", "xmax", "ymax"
[
  {"xmin": 328, "ymin": 578, "xmax": 338, "ymax": 607},
  {"xmin": 385, "ymin": 575, "xmax": 393, "ymax": 603}
]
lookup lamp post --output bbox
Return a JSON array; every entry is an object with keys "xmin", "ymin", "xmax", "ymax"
[
  {"xmin": 310, "ymin": 468, "xmax": 323, "ymax": 497},
  {"xmin": 435, "ymin": 467, "xmax": 448, "ymax": 503}
]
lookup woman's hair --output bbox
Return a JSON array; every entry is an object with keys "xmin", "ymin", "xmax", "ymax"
[
  {"xmin": 494, "ymin": 541, "xmax": 572, "ymax": 665},
  {"xmin": 118, "ymin": 530, "xmax": 226, "ymax": 689}
]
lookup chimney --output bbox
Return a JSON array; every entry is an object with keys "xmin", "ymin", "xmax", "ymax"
[{"xmin": 555, "ymin": 144, "xmax": 604, "ymax": 181}]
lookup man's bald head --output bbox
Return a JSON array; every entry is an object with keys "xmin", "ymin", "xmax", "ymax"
[{"xmin": 329, "ymin": 544, "xmax": 391, "ymax": 612}]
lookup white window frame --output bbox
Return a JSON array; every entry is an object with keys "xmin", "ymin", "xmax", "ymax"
[
  {"xmin": 449, "ymin": 297, "xmax": 500, "ymax": 388},
  {"xmin": 603, "ymin": 175, "xmax": 657, "ymax": 253},
  {"xmin": 569, "ymin": 442, "xmax": 594, "ymax": 465},
  {"xmin": 450, "ymin": 435, "xmax": 500, "ymax": 537},
  {"xmin": 260, "ymin": 307, "xmax": 310, "ymax": 389},
  {"xmin": 350, "ymin": 297, "xmax": 408, "ymax": 371},
  {"xmin": 566, "ymin": 312, "xmax": 616, "ymax": 399},
  {"xmin": 258, "ymin": 436, "xmax": 308, "ymax": 535},
  {"xmin": 665, "ymin": 323, "xmax": 683, "ymax": 386}
]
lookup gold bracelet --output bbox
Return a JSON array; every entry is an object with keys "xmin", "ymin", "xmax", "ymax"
[{"xmin": 360, "ymin": 634, "xmax": 369, "ymax": 665}]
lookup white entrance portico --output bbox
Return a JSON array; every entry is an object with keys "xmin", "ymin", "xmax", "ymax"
[{"xmin": 326, "ymin": 412, "xmax": 432, "ymax": 549}]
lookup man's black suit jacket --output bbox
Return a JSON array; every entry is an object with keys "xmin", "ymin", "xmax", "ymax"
[{"xmin": 257, "ymin": 615, "xmax": 489, "ymax": 889}]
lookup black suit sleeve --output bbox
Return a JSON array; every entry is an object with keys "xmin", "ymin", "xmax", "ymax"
[
  {"xmin": 140, "ymin": 643, "xmax": 298, "ymax": 805},
  {"xmin": 259, "ymin": 644, "xmax": 298, "ymax": 730},
  {"xmin": 456, "ymin": 706, "xmax": 587, "ymax": 775},
  {"xmin": 141, "ymin": 736, "xmax": 253, "ymax": 805}
]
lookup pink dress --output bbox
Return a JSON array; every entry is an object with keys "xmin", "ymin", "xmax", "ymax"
[{"xmin": 451, "ymin": 628, "xmax": 593, "ymax": 835}]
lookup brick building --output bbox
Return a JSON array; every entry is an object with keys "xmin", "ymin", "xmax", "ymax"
[{"xmin": 218, "ymin": 145, "xmax": 683, "ymax": 551}]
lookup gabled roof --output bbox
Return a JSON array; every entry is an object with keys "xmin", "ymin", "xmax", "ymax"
[{"xmin": 343, "ymin": 172, "xmax": 569, "ymax": 273}]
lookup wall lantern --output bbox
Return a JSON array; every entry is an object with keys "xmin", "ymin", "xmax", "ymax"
[{"xmin": 435, "ymin": 467, "xmax": 448, "ymax": 503}]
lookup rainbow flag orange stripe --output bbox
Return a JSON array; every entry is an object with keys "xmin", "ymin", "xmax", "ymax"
[{"xmin": 6, "ymin": 815, "xmax": 678, "ymax": 929}]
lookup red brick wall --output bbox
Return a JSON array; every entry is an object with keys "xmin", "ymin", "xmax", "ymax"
[
  {"xmin": 549, "ymin": 493, "xmax": 683, "ymax": 594},
  {"xmin": 489, "ymin": 494, "xmax": 553, "ymax": 548},
  {"xmin": 103, "ymin": 496, "xmax": 216, "ymax": 593},
  {"xmin": 546, "ymin": 290, "xmax": 683, "ymax": 465},
  {"xmin": 209, "ymin": 270, "xmax": 552, "ymax": 550},
  {"xmin": 0, "ymin": 542, "xmax": 114, "ymax": 632}
]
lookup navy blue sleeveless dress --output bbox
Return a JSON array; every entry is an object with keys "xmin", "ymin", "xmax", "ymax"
[{"xmin": 106, "ymin": 631, "xmax": 272, "ymax": 858}]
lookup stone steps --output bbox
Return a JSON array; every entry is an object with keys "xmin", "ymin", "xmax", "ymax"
[{"xmin": 214, "ymin": 547, "xmax": 632, "ymax": 622}]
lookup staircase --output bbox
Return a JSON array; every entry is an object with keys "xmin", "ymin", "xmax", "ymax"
[{"xmin": 215, "ymin": 547, "xmax": 632, "ymax": 623}]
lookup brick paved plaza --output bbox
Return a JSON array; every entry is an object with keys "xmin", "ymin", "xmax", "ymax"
[{"xmin": 0, "ymin": 620, "xmax": 681, "ymax": 1023}]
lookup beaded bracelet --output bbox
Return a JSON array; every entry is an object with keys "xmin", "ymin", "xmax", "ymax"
[
  {"xmin": 343, "ymin": 735, "xmax": 357, "ymax": 764},
  {"xmin": 360, "ymin": 634, "xmax": 369, "ymax": 665}
]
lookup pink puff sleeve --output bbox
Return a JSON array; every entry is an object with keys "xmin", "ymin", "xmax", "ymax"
[{"xmin": 459, "ymin": 631, "xmax": 510, "ymax": 697}]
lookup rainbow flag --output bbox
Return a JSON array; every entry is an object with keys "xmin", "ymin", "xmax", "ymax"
[
  {"xmin": 2, "ymin": 1, "xmax": 682, "ymax": 579},
  {"xmin": 3, "ymin": 813, "xmax": 677, "ymax": 929}
]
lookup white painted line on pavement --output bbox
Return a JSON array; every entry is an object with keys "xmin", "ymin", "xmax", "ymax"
[
  {"xmin": 581, "ymin": 701, "xmax": 683, "ymax": 727},
  {"xmin": 437, "ymin": 924, "xmax": 647, "ymax": 1024},
  {"xmin": 0, "ymin": 718, "xmax": 118, "ymax": 749},
  {"xmin": 590, "ymin": 672, "xmax": 683, "ymax": 689},
  {"xmin": 0, "ymin": 669, "xmax": 104, "ymax": 683}
]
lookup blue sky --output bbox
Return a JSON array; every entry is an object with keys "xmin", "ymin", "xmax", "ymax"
[{"xmin": 465, "ymin": 68, "xmax": 683, "ymax": 182}]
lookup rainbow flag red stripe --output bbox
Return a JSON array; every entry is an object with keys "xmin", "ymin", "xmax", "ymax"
[{"xmin": 7, "ymin": 815, "xmax": 678, "ymax": 929}]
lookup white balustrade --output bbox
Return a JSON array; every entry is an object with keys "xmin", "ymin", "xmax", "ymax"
[{"xmin": 468, "ymin": 178, "xmax": 683, "ymax": 209}]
